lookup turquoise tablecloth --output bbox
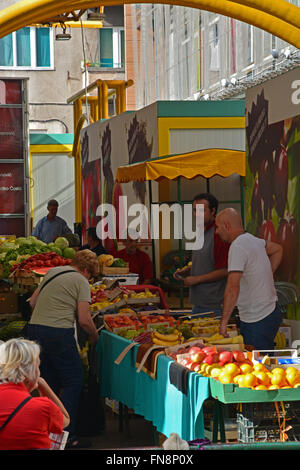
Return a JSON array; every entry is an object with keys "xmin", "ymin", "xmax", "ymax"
[{"xmin": 96, "ymin": 330, "xmax": 210, "ymax": 440}]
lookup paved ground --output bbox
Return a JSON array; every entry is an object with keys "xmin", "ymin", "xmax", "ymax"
[{"xmin": 74, "ymin": 404, "xmax": 158, "ymax": 450}]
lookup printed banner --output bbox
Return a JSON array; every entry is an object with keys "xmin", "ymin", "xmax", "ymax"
[{"xmin": 245, "ymin": 69, "xmax": 300, "ymax": 301}]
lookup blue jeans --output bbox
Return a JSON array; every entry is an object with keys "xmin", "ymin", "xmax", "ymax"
[
  {"xmin": 27, "ymin": 324, "xmax": 84, "ymax": 439},
  {"xmin": 239, "ymin": 304, "xmax": 283, "ymax": 351},
  {"xmin": 192, "ymin": 305, "xmax": 222, "ymax": 318}
]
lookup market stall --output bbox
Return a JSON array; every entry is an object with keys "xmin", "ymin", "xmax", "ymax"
[
  {"xmin": 96, "ymin": 312, "xmax": 300, "ymax": 444},
  {"xmin": 97, "ymin": 330, "xmax": 210, "ymax": 441},
  {"xmin": 116, "ymin": 147, "xmax": 246, "ymax": 307},
  {"xmin": 0, "ymin": 235, "xmax": 78, "ymax": 340}
]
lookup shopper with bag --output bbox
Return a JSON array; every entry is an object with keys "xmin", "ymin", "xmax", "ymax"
[{"xmin": 27, "ymin": 249, "xmax": 100, "ymax": 449}]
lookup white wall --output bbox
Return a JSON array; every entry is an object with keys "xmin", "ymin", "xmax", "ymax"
[{"xmin": 31, "ymin": 152, "xmax": 75, "ymax": 231}]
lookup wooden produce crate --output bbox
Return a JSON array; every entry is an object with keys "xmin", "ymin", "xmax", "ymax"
[
  {"xmin": 100, "ymin": 264, "xmax": 129, "ymax": 275},
  {"xmin": 126, "ymin": 296, "xmax": 161, "ymax": 305},
  {"xmin": 103, "ymin": 312, "xmax": 143, "ymax": 333}
]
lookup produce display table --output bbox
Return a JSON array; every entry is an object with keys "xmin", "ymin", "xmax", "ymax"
[
  {"xmin": 96, "ymin": 330, "xmax": 210, "ymax": 441},
  {"xmin": 96, "ymin": 329, "xmax": 300, "ymax": 444}
]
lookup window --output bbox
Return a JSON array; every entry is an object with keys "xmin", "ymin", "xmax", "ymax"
[
  {"xmin": 99, "ymin": 28, "xmax": 125, "ymax": 68},
  {"xmin": 0, "ymin": 27, "xmax": 53, "ymax": 69},
  {"xmin": 247, "ymin": 25, "xmax": 253, "ymax": 65}
]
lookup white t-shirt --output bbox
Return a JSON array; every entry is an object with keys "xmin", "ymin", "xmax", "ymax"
[{"xmin": 228, "ymin": 232, "xmax": 277, "ymax": 323}]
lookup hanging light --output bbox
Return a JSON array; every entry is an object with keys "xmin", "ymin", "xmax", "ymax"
[{"xmin": 55, "ymin": 23, "xmax": 72, "ymax": 41}]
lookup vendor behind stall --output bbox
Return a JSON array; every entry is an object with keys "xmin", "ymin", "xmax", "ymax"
[
  {"xmin": 116, "ymin": 235, "xmax": 153, "ymax": 285},
  {"xmin": 80, "ymin": 227, "xmax": 107, "ymax": 257},
  {"xmin": 215, "ymin": 207, "xmax": 283, "ymax": 350},
  {"xmin": 174, "ymin": 193, "xmax": 229, "ymax": 316}
]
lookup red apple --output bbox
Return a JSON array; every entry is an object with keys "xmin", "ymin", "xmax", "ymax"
[
  {"xmin": 203, "ymin": 353, "xmax": 219, "ymax": 365},
  {"xmin": 202, "ymin": 346, "xmax": 216, "ymax": 355},
  {"xmin": 218, "ymin": 350, "xmax": 233, "ymax": 365},
  {"xmin": 232, "ymin": 351, "xmax": 246, "ymax": 362},
  {"xmin": 190, "ymin": 352, "xmax": 206, "ymax": 363},
  {"xmin": 188, "ymin": 346, "xmax": 203, "ymax": 355}
]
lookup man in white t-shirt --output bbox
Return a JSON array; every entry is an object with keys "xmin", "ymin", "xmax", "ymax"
[{"xmin": 215, "ymin": 208, "xmax": 283, "ymax": 350}]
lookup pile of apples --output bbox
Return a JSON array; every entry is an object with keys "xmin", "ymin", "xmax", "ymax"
[
  {"xmin": 176, "ymin": 345, "xmax": 247, "ymax": 373},
  {"xmin": 175, "ymin": 344, "xmax": 300, "ymax": 391}
]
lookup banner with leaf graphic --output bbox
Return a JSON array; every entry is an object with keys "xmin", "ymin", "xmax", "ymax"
[{"xmin": 245, "ymin": 69, "xmax": 300, "ymax": 319}]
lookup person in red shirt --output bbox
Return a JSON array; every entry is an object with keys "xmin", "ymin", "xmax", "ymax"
[
  {"xmin": 116, "ymin": 236, "xmax": 153, "ymax": 285},
  {"xmin": 174, "ymin": 193, "xmax": 229, "ymax": 316},
  {"xmin": 0, "ymin": 338, "xmax": 70, "ymax": 450}
]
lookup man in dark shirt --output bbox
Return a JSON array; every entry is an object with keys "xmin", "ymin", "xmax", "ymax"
[
  {"xmin": 174, "ymin": 193, "xmax": 229, "ymax": 316},
  {"xmin": 80, "ymin": 227, "xmax": 107, "ymax": 257}
]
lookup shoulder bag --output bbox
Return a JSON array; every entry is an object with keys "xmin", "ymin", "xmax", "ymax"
[{"xmin": 0, "ymin": 396, "xmax": 32, "ymax": 432}]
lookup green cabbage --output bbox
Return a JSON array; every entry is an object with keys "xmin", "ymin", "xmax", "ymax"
[
  {"xmin": 33, "ymin": 239, "xmax": 47, "ymax": 247},
  {"xmin": 54, "ymin": 237, "xmax": 69, "ymax": 250},
  {"xmin": 51, "ymin": 246, "xmax": 62, "ymax": 256},
  {"xmin": 63, "ymin": 247, "xmax": 75, "ymax": 259}
]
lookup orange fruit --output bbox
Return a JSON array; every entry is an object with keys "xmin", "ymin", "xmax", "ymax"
[
  {"xmin": 271, "ymin": 373, "xmax": 285, "ymax": 387},
  {"xmin": 254, "ymin": 371, "xmax": 271, "ymax": 386},
  {"xmin": 233, "ymin": 374, "xmax": 243, "ymax": 385},
  {"xmin": 272, "ymin": 367, "xmax": 285, "ymax": 376},
  {"xmin": 237, "ymin": 375, "xmax": 249, "ymax": 388},
  {"xmin": 253, "ymin": 363, "xmax": 268, "ymax": 372},
  {"xmin": 255, "ymin": 385, "xmax": 268, "ymax": 390},
  {"xmin": 286, "ymin": 371, "xmax": 300, "ymax": 387},
  {"xmin": 218, "ymin": 371, "xmax": 233, "ymax": 384},
  {"xmin": 210, "ymin": 368, "xmax": 222, "ymax": 378},
  {"xmin": 224, "ymin": 363, "xmax": 240, "ymax": 377},
  {"xmin": 269, "ymin": 385, "xmax": 280, "ymax": 390},
  {"xmin": 286, "ymin": 366, "xmax": 299, "ymax": 375},
  {"xmin": 243, "ymin": 373, "xmax": 257, "ymax": 388},
  {"xmin": 239, "ymin": 363, "xmax": 253, "ymax": 374}
]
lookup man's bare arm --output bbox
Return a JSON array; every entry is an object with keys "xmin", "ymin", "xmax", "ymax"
[
  {"xmin": 265, "ymin": 241, "xmax": 283, "ymax": 274},
  {"xmin": 77, "ymin": 301, "xmax": 99, "ymax": 344},
  {"xmin": 184, "ymin": 268, "xmax": 228, "ymax": 286}
]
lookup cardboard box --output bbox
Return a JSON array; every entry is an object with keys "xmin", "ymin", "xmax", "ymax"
[{"xmin": 0, "ymin": 292, "xmax": 19, "ymax": 314}]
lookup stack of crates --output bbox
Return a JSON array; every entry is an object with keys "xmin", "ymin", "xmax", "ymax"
[{"xmin": 237, "ymin": 402, "xmax": 300, "ymax": 443}]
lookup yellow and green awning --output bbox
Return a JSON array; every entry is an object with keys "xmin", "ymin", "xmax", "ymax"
[{"xmin": 116, "ymin": 148, "xmax": 245, "ymax": 183}]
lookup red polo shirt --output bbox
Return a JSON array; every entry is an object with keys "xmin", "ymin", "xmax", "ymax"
[
  {"xmin": 117, "ymin": 248, "xmax": 153, "ymax": 284},
  {"xmin": 0, "ymin": 382, "xmax": 63, "ymax": 450}
]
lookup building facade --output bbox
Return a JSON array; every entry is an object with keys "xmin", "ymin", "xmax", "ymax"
[
  {"xmin": 0, "ymin": 3, "xmax": 125, "ymax": 231},
  {"xmin": 125, "ymin": 3, "xmax": 300, "ymax": 108}
]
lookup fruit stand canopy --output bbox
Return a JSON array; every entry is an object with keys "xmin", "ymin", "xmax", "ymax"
[{"xmin": 115, "ymin": 148, "xmax": 246, "ymax": 183}]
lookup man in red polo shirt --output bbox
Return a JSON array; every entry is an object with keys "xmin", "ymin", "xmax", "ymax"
[
  {"xmin": 174, "ymin": 193, "xmax": 229, "ymax": 316},
  {"xmin": 116, "ymin": 236, "xmax": 153, "ymax": 285}
]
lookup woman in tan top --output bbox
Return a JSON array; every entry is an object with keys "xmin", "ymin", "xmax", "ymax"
[{"xmin": 27, "ymin": 250, "xmax": 99, "ymax": 448}]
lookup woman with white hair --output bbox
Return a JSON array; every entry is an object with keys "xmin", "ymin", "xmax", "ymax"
[{"xmin": 0, "ymin": 338, "xmax": 70, "ymax": 450}]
